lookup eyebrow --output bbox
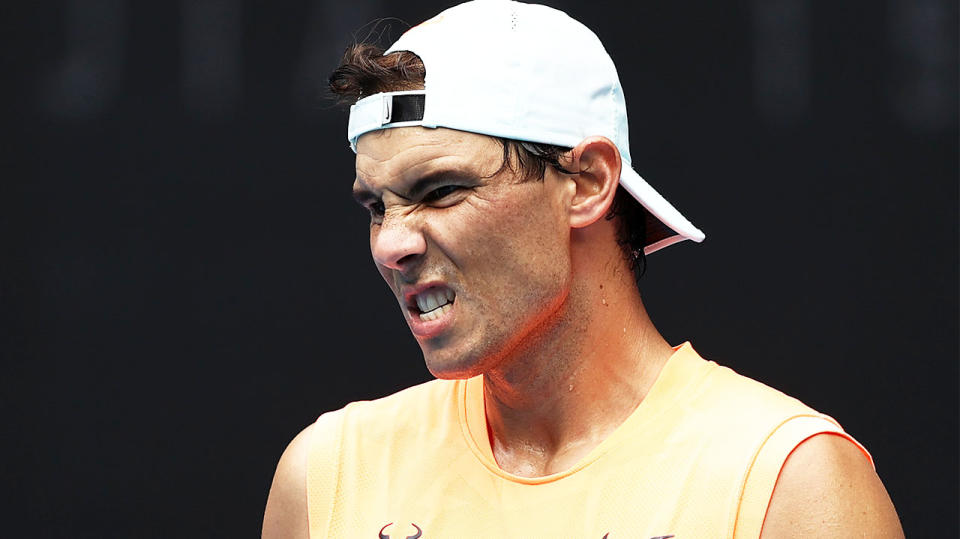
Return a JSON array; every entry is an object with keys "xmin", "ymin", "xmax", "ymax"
[
  {"xmin": 352, "ymin": 169, "xmax": 478, "ymax": 204},
  {"xmin": 351, "ymin": 182, "xmax": 378, "ymax": 206},
  {"xmin": 406, "ymin": 170, "xmax": 477, "ymax": 199}
]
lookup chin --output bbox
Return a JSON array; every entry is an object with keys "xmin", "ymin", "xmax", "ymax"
[
  {"xmin": 422, "ymin": 353, "xmax": 484, "ymax": 380},
  {"xmin": 420, "ymin": 342, "xmax": 499, "ymax": 380}
]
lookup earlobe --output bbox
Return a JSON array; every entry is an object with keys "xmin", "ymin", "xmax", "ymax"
[{"xmin": 567, "ymin": 136, "xmax": 621, "ymax": 229}]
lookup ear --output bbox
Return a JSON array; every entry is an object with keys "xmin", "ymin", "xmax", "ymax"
[{"xmin": 563, "ymin": 136, "xmax": 621, "ymax": 229}]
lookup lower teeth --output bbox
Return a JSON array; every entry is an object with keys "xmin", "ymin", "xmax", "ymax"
[{"xmin": 419, "ymin": 303, "xmax": 452, "ymax": 321}]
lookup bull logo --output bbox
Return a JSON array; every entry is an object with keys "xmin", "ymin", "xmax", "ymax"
[
  {"xmin": 603, "ymin": 535, "xmax": 674, "ymax": 539},
  {"xmin": 378, "ymin": 522, "xmax": 422, "ymax": 539}
]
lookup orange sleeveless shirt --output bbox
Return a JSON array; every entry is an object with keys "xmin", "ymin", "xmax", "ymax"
[{"xmin": 305, "ymin": 343, "xmax": 871, "ymax": 538}]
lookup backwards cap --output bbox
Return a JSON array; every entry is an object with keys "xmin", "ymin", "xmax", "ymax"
[{"xmin": 347, "ymin": 0, "xmax": 705, "ymax": 254}]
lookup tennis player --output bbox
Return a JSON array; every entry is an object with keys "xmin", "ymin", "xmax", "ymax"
[{"xmin": 264, "ymin": 1, "xmax": 903, "ymax": 536}]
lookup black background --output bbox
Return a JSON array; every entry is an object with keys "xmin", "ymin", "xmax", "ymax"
[{"xmin": 3, "ymin": 0, "xmax": 957, "ymax": 536}]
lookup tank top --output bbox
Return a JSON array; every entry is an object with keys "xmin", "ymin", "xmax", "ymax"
[{"xmin": 305, "ymin": 343, "xmax": 870, "ymax": 538}]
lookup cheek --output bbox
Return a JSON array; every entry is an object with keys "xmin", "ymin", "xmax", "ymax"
[{"xmin": 439, "ymin": 188, "xmax": 571, "ymax": 302}]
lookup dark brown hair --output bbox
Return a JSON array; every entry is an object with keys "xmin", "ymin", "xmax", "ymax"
[{"xmin": 329, "ymin": 43, "xmax": 648, "ymax": 284}]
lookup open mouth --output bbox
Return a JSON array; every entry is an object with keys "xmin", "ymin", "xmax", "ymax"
[{"xmin": 412, "ymin": 286, "xmax": 455, "ymax": 322}]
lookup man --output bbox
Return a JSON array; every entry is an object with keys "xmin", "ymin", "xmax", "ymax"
[{"xmin": 264, "ymin": 1, "xmax": 903, "ymax": 536}]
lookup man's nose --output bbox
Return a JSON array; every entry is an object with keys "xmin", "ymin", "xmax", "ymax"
[{"xmin": 371, "ymin": 213, "xmax": 427, "ymax": 272}]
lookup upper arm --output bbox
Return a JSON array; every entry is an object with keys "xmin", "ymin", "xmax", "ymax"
[
  {"xmin": 760, "ymin": 433, "xmax": 904, "ymax": 538},
  {"xmin": 262, "ymin": 423, "xmax": 314, "ymax": 539}
]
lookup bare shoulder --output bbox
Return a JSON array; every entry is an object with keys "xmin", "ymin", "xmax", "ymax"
[
  {"xmin": 760, "ymin": 433, "xmax": 904, "ymax": 538},
  {"xmin": 262, "ymin": 423, "xmax": 314, "ymax": 539}
]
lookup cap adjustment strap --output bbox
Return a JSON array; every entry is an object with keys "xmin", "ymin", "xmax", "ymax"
[
  {"xmin": 348, "ymin": 90, "xmax": 428, "ymax": 151},
  {"xmin": 383, "ymin": 93, "xmax": 426, "ymax": 124}
]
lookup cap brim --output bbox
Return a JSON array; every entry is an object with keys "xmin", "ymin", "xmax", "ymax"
[{"xmin": 619, "ymin": 166, "xmax": 705, "ymax": 255}]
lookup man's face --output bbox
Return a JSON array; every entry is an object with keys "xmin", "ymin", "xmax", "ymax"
[{"xmin": 353, "ymin": 127, "xmax": 573, "ymax": 378}]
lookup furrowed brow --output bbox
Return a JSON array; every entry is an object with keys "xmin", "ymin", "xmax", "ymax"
[
  {"xmin": 351, "ymin": 170, "xmax": 477, "ymax": 205},
  {"xmin": 352, "ymin": 182, "xmax": 378, "ymax": 206},
  {"xmin": 405, "ymin": 170, "xmax": 476, "ymax": 199}
]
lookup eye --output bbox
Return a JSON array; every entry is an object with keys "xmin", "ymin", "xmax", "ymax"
[
  {"xmin": 422, "ymin": 185, "xmax": 462, "ymax": 203},
  {"xmin": 367, "ymin": 200, "xmax": 385, "ymax": 219}
]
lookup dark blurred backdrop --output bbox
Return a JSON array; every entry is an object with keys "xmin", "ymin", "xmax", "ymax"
[{"xmin": 3, "ymin": 0, "xmax": 957, "ymax": 536}]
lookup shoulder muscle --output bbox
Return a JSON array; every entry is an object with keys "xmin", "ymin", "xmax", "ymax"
[
  {"xmin": 761, "ymin": 433, "xmax": 903, "ymax": 538},
  {"xmin": 262, "ymin": 423, "xmax": 313, "ymax": 539}
]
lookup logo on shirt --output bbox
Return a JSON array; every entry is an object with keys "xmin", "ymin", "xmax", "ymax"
[
  {"xmin": 603, "ymin": 535, "xmax": 674, "ymax": 539},
  {"xmin": 378, "ymin": 522, "xmax": 422, "ymax": 539},
  {"xmin": 375, "ymin": 525, "xmax": 672, "ymax": 538}
]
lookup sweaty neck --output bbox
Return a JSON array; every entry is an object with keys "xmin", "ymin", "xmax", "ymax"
[{"xmin": 480, "ymin": 241, "xmax": 673, "ymax": 478}]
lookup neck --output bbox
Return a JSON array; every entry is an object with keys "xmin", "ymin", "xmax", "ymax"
[{"xmin": 481, "ymin": 248, "xmax": 673, "ymax": 478}]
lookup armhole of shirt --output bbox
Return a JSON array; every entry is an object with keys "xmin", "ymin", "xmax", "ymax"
[
  {"xmin": 305, "ymin": 410, "xmax": 346, "ymax": 539},
  {"xmin": 731, "ymin": 414, "xmax": 873, "ymax": 539}
]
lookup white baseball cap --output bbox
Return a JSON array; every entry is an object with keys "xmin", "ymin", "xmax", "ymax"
[{"xmin": 346, "ymin": 0, "xmax": 705, "ymax": 254}]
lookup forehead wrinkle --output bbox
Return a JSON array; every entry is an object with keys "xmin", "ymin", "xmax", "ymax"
[
  {"xmin": 355, "ymin": 128, "xmax": 505, "ymax": 195},
  {"xmin": 358, "ymin": 149, "xmax": 475, "ymax": 192},
  {"xmin": 355, "ymin": 135, "xmax": 448, "ymax": 179},
  {"xmin": 356, "ymin": 128, "xmax": 451, "ymax": 164}
]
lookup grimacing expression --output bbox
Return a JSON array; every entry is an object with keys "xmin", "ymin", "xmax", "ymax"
[{"xmin": 353, "ymin": 127, "xmax": 575, "ymax": 379}]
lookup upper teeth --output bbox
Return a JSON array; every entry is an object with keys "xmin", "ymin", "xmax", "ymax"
[{"xmin": 416, "ymin": 287, "xmax": 454, "ymax": 314}]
